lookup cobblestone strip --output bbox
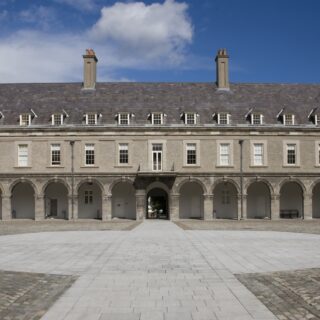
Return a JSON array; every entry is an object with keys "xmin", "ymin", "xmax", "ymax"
[
  {"xmin": 236, "ymin": 268, "xmax": 320, "ymax": 320},
  {"xmin": 0, "ymin": 270, "xmax": 77, "ymax": 320}
]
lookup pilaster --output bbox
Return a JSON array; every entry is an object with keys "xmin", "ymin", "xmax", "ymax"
[
  {"xmin": 35, "ymin": 195, "xmax": 44, "ymax": 221},
  {"xmin": 204, "ymin": 194, "xmax": 214, "ymax": 220},
  {"xmin": 136, "ymin": 190, "xmax": 146, "ymax": 221},
  {"xmin": 169, "ymin": 193, "xmax": 180, "ymax": 221},
  {"xmin": 102, "ymin": 195, "xmax": 112, "ymax": 221},
  {"xmin": 1, "ymin": 196, "xmax": 11, "ymax": 221},
  {"xmin": 271, "ymin": 194, "xmax": 280, "ymax": 220},
  {"xmin": 304, "ymin": 193, "xmax": 313, "ymax": 220}
]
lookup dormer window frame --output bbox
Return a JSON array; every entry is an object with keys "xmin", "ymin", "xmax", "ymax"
[
  {"xmin": 151, "ymin": 112, "xmax": 164, "ymax": 125},
  {"xmin": 51, "ymin": 113, "xmax": 64, "ymax": 126},
  {"xmin": 85, "ymin": 113, "xmax": 98, "ymax": 125},
  {"xmin": 315, "ymin": 115, "xmax": 319, "ymax": 126},
  {"xmin": 283, "ymin": 113, "xmax": 295, "ymax": 126},
  {"xmin": 0, "ymin": 111, "xmax": 4, "ymax": 120},
  {"xmin": 19, "ymin": 113, "xmax": 32, "ymax": 126},
  {"xmin": 251, "ymin": 113, "xmax": 264, "ymax": 125},
  {"xmin": 217, "ymin": 112, "xmax": 230, "ymax": 125},
  {"xmin": 185, "ymin": 112, "xmax": 197, "ymax": 125},
  {"xmin": 118, "ymin": 112, "xmax": 130, "ymax": 125}
]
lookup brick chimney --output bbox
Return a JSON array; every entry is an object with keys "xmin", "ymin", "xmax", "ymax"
[
  {"xmin": 215, "ymin": 49, "xmax": 230, "ymax": 90},
  {"xmin": 83, "ymin": 49, "xmax": 98, "ymax": 90}
]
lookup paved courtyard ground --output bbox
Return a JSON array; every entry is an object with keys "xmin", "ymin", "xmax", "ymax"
[{"xmin": 0, "ymin": 220, "xmax": 320, "ymax": 319}]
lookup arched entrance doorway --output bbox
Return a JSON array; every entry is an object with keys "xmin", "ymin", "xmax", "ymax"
[
  {"xmin": 179, "ymin": 182, "xmax": 204, "ymax": 219},
  {"xmin": 280, "ymin": 182, "xmax": 303, "ymax": 219},
  {"xmin": 213, "ymin": 182, "xmax": 238, "ymax": 219},
  {"xmin": 78, "ymin": 181, "xmax": 102, "ymax": 219},
  {"xmin": 312, "ymin": 183, "xmax": 320, "ymax": 218},
  {"xmin": 112, "ymin": 182, "xmax": 136, "ymax": 219},
  {"xmin": 147, "ymin": 188, "xmax": 169, "ymax": 220},
  {"xmin": 11, "ymin": 182, "xmax": 35, "ymax": 219},
  {"xmin": 44, "ymin": 182, "xmax": 69, "ymax": 219},
  {"xmin": 247, "ymin": 182, "xmax": 271, "ymax": 219}
]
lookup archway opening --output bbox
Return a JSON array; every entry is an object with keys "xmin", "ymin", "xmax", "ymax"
[
  {"xmin": 78, "ymin": 182, "xmax": 102, "ymax": 219},
  {"xmin": 312, "ymin": 183, "xmax": 320, "ymax": 218},
  {"xmin": 147, "ymin": 188, "xmax": 169, "ymax": 220},
  {"xmin": 44, "ymin": 182, "xmax": 68, "ymax": 219},
  {"xmin": 213, "ymin": 182, "xmax": 238, "ymax": 219},
  {"xmin": 11, "ymin": 182, "xmax": 35, "ymax": 219},
  {"xmin": 112, "ymin": 182, "xmax": 136, "ymax": 220},
  {"xmin": 280, "ymin": 182, "xmax": 303, "ymax": 219},
  {"xmin": 179, "ymin": 182, "xmax": 204, "ymax": 219},
  {"xmin": 247, "ymin": 182, "xmax": 271, "ymax": 219}
]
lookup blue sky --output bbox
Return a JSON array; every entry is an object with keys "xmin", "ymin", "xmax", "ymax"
[{"xmin": 0, "ymin": 0, "xmax": 319, "ymax": 83}]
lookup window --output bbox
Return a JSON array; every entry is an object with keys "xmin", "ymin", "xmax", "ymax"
[
  {"xmin": 185, "ymin": 112, "xmax": 197, "ymax": 125},
  {"xmin": 51, "ymin": 114, "xmax": 63, "ymax": 125},
  {"xmin": 222, "ymin": 190, "xmax": 230, "ymax": 204},
  {"xmin": 20, "ymin": 114, "xmax": 31, "ymax": 126},
  {"xmin": 286, "ymin": 144, "xmax": 296, "ymax": 165},
  {"xmin": 18, "ymin": 144, "xmax": 28, "ymax": 167},
  {"xmin": 118, "ymin": 113, "xmax": 130, "ymax": 125},
  {"xmin": 315, "ymin": 115, "xmax": 319, "ymax": 126},
  {"xmin": 253, "ymin": 143, "xmax": 264, "ymax": 166},
  {"xmin": 84, "ymin": 191, "xmax": 93, "ymax": 204},
  {"xmin": 318, "ymin": 143, "xmax": 320, "ymax": 165},
  {"xmin": 217, "ymin": 113, "xmax": 230, "ymax": 125},
  {"xmin": 284, "ymin": 114, "xmax": 295, "ymax": 125},
  {"xmin": 86, "ymin": 113, "xmax": 97, "ymax": 125},
  {"xmin": 85, "ymin": 144, "xmax": 95, "ymax": 166},
  {"xmin": 152, "ymin": 143, "xmax": 163, "ymax": 171},
  {"xmin": 219, "ymin": 143, "xmax": 230, "ymax": 166},
  {"xmin": 186, "ymin": 143, "xmax": 197, "ymax": 165},
  {"xmin": 119, "ymin": 143, "xmax": 129, "ymax": 164},
  {"xmin": 51, "ymin": 144, "xmax": 61, "ymax": 166},
  {"xmin": 251, "ymin": 113, "xmax": 263, "ymax": 125},
  {"xmin": 152, "ymin": 113, "xmax": 163, "ymax": 125}
]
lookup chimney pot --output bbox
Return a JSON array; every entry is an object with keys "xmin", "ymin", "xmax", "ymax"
[
  {"xmin": 82, "ymin": 49, "xmax": 98, "ymax": 90},
  {"xmin": 215, "ymin": 48, "xmax": 230, "ymax": 90}
]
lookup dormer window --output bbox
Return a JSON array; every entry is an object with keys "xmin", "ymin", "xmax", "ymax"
[
  {"xmin": 52, "ymin": 113, "xmax": 64, "ymax": 126},
  {"xmin": 185, "ymin": 112, "xmax": 197, "ymax": 125},
  {"xmin": 315, "ymin": 115, "xmax": 319, "ymax": 126},
  {"xmin": 217, "ymin": 113, "xmax": 230, "ymax": 125},
  {"xmin": 85, "ymin": 113, "xmax": 98, "ymax": 125},
  {"xmin": 151, "ymin": 113, "xmax": 164, "ymax": 125},
  {"xmin": 0, "ymin": 111, "xmax": 4, "ymax": 120},
  {"xmin": 251, "ymin": 113, "xmax": 263, "ymax": 125},
  {"xmin": 118, "ymin": 113, "xmax": 130, "ymax": 125},
  {"xmin": 283, "ymin": 114, "xmax": 295, "ymax": 125},
  {"xmin": 20, "ymin": 113, "xmax": 31, "ymax": 126}
]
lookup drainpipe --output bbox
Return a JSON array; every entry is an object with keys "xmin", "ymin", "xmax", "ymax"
[
  {"xmin": 70, "ymin": 141, "xmax": 75, "ymax": 220},
  {"xmin": 239, "ymin": 139, "xmax": 244, "ymax": 220}
]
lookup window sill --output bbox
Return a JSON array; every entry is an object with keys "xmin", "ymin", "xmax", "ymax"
[
  {"xmin": 46, "ymin": 166, "xmax": 65, "ymax": 168},
  {"xmin": 183, "ymin": 165, "xmax": 201, "ymax": 168},
  {"xmin": 80, "ymin": 166, "xmax": 99, "ymax": 168},
  {"xmin": 14, "ymin": 166, "xmax": 32, "ymax": 169},
  {"xmin": 114, "ymin": 165, "xmax": 133, "ymax": 168},
  {"xmin": 216, "ymin": 165, "xmax": 234, "ymax": 168},
  {"xmin": 283, "ymin": 165, "xmax": 300, "ymax": 168},
  {"xmin": 249, "ymin": 165, "xmax": 268, "ymax": 168}
]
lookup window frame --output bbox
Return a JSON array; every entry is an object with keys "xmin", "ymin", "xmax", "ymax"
[
  {"xmin": 118, "ymin": 113, "xmax": 130, "ymax": 125},
  {"xmin": 216, "ymin": 140, "xmax": 233, "ymax": 167},
  {"xmin": 217, "ymin": 113, "xmax": 230, "ymax": 125},
  {"xmin": 283, "ymin": 114, "xmax": 295, "ymax": 126},
  {"xmin": 19, "ymin": 114, "xmax": 31, "ymax": 126},
  {"xmin": 50, "ymin": 143, "xmax": 61, "ymax": 166},
  {"xmin": 51, "ymin": 113, "xmax": 64, "ymax": 126},
  {"xmin": 283, "ymin": 140, "xmax": 300, "ymax": 167},
  {"xmin": 148, "ymin": 140, "xmax": 166, "ymax": 172},
  {"xmin": 118, "ymin": 143, "xmax": 129, "ymax": 165},
  {"xmin": 184, "ymin": 112, "xmax": 197, "ymax": 125},
  {"xmin": 250, "ymin": 140, "xmax": 267, "ymax": 167},
  {"xmin": 84, "ymin": 143, "xmax": 95, "ymax": 166},
  {"xmin": 151, "ymin": 112, "xmax": 164, "ymax": 125},
  {"xmin": 85, "ymin": 113, "xmax": 98, "ymax": 125},
  {"xmin": 251, "ymin": 113, "xmax": 263, "ymax": 125},
  {"xmin": 17, "ymin": 144, "xmax": 29, "ymax": 167}
]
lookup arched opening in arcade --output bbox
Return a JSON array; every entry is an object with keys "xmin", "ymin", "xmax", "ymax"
[
  {"xmin": 11, "ymin": 182, "xmax": 35, "ymax": 219},
  {"xmin": 147, "ymin": 188, "xmax": 169, "ymax": 220},
  {"xmin": 312, "ymin": 183, "xmax": 320, "ymax": 218},
  {"xmin": 112, "ymin": 182, "xmax": 136, "ymax": 219},
  {"xmin": 213, "ymin": 182, "xmax": 238, "ymax": 219},
  {"xmin": 247, "ymin": 182, "xmax": 271, "ymax": 219},
  {"xmin": 78, "ymin": 181, "xmax": 102, "ymax": 219},
  {"xmin": 280, "ymin": 182, "xmax": 303, "ymax": 219},
  {"xmin": 179, "ymin": 182, "xmax": 204, "ymax": 219},
  {"xmin": 44, "ymin": 182, "xmax": 69, "ymax": 219}
]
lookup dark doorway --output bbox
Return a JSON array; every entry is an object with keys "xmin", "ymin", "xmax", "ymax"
[
  {"xmin": 147, "ymin": 188, "xmax": 169, "ymax": 220},
  {"xmin": 50, "ymin": 199, "xmax": 58, "ymax": 217}
]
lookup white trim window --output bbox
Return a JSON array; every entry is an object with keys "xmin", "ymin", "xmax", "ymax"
[
  {"xmin": 152, "ymin": 143, "xmax": 163, "ymax": 171},
  {"xmin": 84, "ymin": 190, "xmax": 93, "ymax": 204},
  {"xmin": 52, "ymin": 114, "xmax": 63, "ymax": 126},
  {"xmin": 51, "ymin": 144, "xmax": 61, "ymax": 166},
  {"xmin": 315, "ymin": 115, "xmax": 319, "ymax": 126},
  {"xmin": 219, "ymin": 143, "xmax": 230, "ymax": 166},
  {"xmin": 118, "ymin": 113, "xmax": 130, "ymax": 125},
  {"xmin": 186, "ymin": 143, "xmax": 197, "ymax": 165},
  {"xmin": 251, "ymin": 113, "xmax": 263, "ymax": 125},
  {"xmin": 151, "ymin": 113, "xmax": 163, "ymax": 125},
  {"xmin": 20, "ymin": 114, "xmax": 31, "ymax": 126},
  {"xmin": 286, "ymin": 143, "xmax": 297, "ymax": 165},
  {"xmin": 85, "ymin": 143, "xmax": 95, "ymax": 166},
  {"xmin": 119, "ymin": 143, "xmax": 129, "ymax": 164},
  {"xmin": 185, "ymin": 112, "xmax": 197, "ymax": 125},
  {"xmin": 85, "ymin": 113, "xmax": 98, "ymax": 125},
  {"xmin": 18, "ymin": 144, "xmax": 28, "ymax": 167},
  {"xmin": 253, "ymin": 143, "xmax": 264, "ymax": 166},
  {"xmin": 317, "ymin": 143, "xmax": 320, "ymax": 165},
  {"xmin": 284, "ymin": 114, "xmax": 295, "ymax": 125},
  {"xmin": 217, "ymin": 113, "xmax": 230, "ymax": 125}
]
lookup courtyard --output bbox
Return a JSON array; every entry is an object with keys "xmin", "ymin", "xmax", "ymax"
[{"xmin": 0, "ymin": 220, "xmax": 320, "ymax": 320}]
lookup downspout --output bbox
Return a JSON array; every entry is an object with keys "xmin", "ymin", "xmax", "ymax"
[
  {"xmin": 239, "ymin": 139, "xmax": 244, "ymax": 220},
  {"xmin": 70, "ymin": 141, "xmax": 75, "ymax": 220}
]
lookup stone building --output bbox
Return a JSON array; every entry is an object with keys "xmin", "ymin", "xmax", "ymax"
[{"xmin": 0, "ymin": 49, "xmax": 320, "ymax": 221}]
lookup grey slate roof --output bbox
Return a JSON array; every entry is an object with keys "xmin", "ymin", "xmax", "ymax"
[{"xmin": 0, "ymin": 82, "xmax": 320, "ymax": 126}]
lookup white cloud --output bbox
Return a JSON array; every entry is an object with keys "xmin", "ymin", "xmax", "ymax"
[
  {"xmin": 19, "ymin": 6, "xmax": 57, "ymax": 29},
  {"xmin": 53, "ymin": 0, "xmax": 96, "ymax": 11},
  {"xmin": 0, "ymin": 0, "xmax": 194, "ymax": 83}
]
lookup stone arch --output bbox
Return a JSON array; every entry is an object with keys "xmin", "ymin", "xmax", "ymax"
[
  {"xmin": 212, "ymin": 178, "xmax": 240, "ymax": 195},
  {"xmin": 76, "ymin": 178, "xmax": 105, "ymax": 196},
  {"xmin": 245, "ymin": 178, "xmax": 274, "ymax": 196},
  {"xmin": 41, "ymin": 179, "xmax": 71, "ymax": 196},
  {"xmin": 179, "ymin": 181, "xmax": 204, "ymax": 219},
  {"xmin": 111, "ymin": 181, "xmax": 136, "ymax": 220},
  {"xmin": 11, "ymin": 180, "xmax": 36, "ymax": 219},
  {"xmin": 147, "ymin": 186, "xmax": 169, "ymax": 220},
  {"xmin": 77, "ymin": 180, "xmax": 103, "ymax": 219},
  {"xmin": 146, "ymin": 181, "xmax": 170, "ymax": 195},
  {"xmin": 213, "ymin": 180, "xmax": 238, "ymax": 219},
  {"xmin": 247, "ymin": 181, "xmax": 271, "ymax": 219},
  {"xmin": 108, "ymin": 178, "xmax": 135, "ymax": 195},
  {"xmin": 175, "ymin": 178, "xmax": 208, "ymax": 195},
  {"xmin": 278, "ymin": 178, "xmax": 306, "ymax": 195},
  {"xmin": 10, "ymin": 178, "xmax": 39, "ymax": 196},
  {"xmin": 280, "ymin": 181, "xmax": 304, "ymax": 219},
  {"xmin": 312, "ymin": 182, "xmax": 320, "ymax": 219}
]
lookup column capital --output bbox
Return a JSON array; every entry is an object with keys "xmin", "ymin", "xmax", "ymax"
[
  {"xmin": 271, "ymin": 194, "xmax": 280, "ymax": 201},
  {"xmin": 136, "ymin": 189, "xmax": 146, "ymax": 197}
]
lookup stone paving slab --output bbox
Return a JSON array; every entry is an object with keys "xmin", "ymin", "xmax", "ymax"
[
  {"xmin": 0, "ymin": 270, "xmax": 76, "ymax": 320},
  {"xmin": 236, "ymin": 268, "xmax": 320, "ymax": 320}
]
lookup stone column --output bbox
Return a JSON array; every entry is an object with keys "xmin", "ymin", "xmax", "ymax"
[
  {"xmin": 1, "ymin": 196, "xmax": 12, "ymax": 221},
  {"xmin": 169, "ymin": 193, "xmax": 179, "ymax": 221},
  {"xmin": 73, "ymin": 195, "xmax": 79, "ymax": 220},
  {"xmin": 102, "ymin": 195, "xmax": 112, "ymax": 221},
  {"xmin": 304, "ymin": 193, "xmax": 313, "ymax": 220},
  {"xmin": 271, "ymin": 194, "xmax": 280, "ymax": 220},
  {"xmin": 136, "ymin": 190, "xmax": 146, "ymax": 221},
  {"xmin": 35, "ymin": 194, "xmax": 45, "ymax": 221},
  {"xmin": 237, "ymin": 195, "xmax": 247, "ymax": 220},
  {"xmin": 204, "ymin": 194, "xmax": 214, "ymax": 220}
]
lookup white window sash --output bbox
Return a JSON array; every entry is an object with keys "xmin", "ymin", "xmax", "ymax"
[
  {"xmin": 18, "ymin": 145, "xmax": 28, "ymax": 166},
  {"xmin": 219, "ymin": 144, "xmax": 230, "ymax": 166}
]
